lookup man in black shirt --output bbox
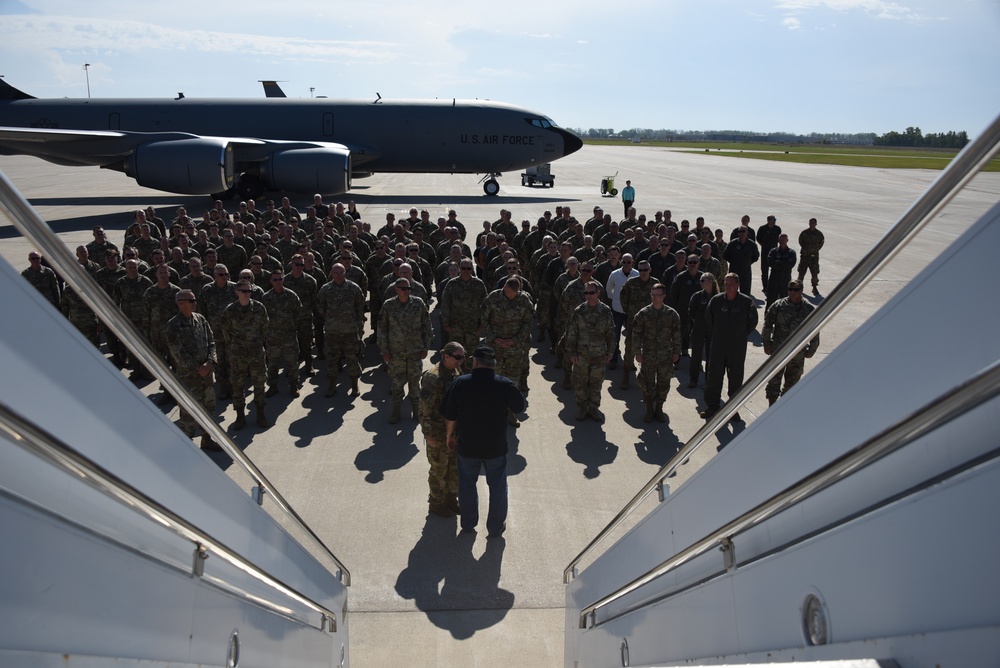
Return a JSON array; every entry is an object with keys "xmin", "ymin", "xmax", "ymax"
[{"xmin": 442, "ymin": 345, "xmax": 526, "ymax": 537}]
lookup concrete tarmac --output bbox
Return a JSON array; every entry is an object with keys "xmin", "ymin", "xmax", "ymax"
[{"xmin": 2, "ymin": 147, "xmax": 998, "ymax": 667}]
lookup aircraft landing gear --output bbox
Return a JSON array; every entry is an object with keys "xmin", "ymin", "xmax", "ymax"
[
  {"xmin": 237, "ymin": 174, "xmax": 265, "ymax": 201},
  {"xmin": 479, "ymin": 173, "xmax": 501, "ymax": 197}
]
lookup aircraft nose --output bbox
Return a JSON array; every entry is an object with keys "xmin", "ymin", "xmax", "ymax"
[{"xmin": 555, "ymin": 128, "xmax": 583, "ymax": 157}]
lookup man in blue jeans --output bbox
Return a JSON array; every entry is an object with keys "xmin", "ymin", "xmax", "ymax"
[{"xmin": 442, "ymin": 344, "xmax": 526, "ymax": 537}]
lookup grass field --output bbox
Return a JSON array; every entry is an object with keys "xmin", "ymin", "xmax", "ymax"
[{"xmin": 582, "ymin": 139, "xmax": 1000, "ymax": 172}]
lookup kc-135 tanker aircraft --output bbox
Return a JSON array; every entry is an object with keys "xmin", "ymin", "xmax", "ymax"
[{"xmin": 0, "ymin": 78, "xmax": 582, "ymax": 200}]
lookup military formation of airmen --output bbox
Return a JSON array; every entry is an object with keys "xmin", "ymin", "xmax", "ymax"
[{"xmin": 20, "ymin": 196, "xmax": 827, "ymax": 451}]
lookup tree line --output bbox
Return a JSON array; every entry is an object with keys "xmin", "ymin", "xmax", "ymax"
[
  {"xmin": 872, "ymin": 126, "xmax": 968, "ymax": 149},
  {"xmin": 573, "ymin": 126, "xmax": 969, "ymax": 148}
]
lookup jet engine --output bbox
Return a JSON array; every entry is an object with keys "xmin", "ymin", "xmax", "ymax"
[
  {"xmin": 124, "ymin": 138, "xmax": 234, "ymax": 194},
  {"xmin": 264, "ymin": 147, "xmax": 352, "ymax": 196}
]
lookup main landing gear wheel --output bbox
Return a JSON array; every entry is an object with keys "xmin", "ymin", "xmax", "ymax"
[{"xmin": 237, "ymin": 175, "xmax": 265, "ymax": 201}]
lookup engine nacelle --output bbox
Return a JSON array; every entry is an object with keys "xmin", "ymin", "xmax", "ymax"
[
  {"xmin": 264, "ymin": 147, "xmax": 351, "ymax": 196},
  {"xmin": 124, "ymin": 138, "xmax": 234, "ymax": 194}
]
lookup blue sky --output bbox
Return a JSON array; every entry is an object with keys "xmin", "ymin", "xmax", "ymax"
[{"xmin": 2, "ymin": 0, "xmax": 998, "ymax": 136}]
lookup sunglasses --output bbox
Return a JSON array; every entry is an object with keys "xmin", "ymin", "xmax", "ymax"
[
  {"xmin": 584, "ymin": 290, "xmax": 598, "ymax": 295},
  {"xmin": 397, "ymin": 285, "xmax": 412, "ymax": 291},
  {"xmin": 448, "ymin": 353, "xmax": 466, "ymax": 361}
]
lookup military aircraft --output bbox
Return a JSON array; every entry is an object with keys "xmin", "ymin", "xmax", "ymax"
[{"xmin": 0, "ymin": 79, "xmax": 582, "ymax": 199}]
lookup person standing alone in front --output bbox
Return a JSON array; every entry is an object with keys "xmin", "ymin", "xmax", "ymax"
[{"xmin": 442, "ymin": 345, "xmax": 525, "ymax": 537}]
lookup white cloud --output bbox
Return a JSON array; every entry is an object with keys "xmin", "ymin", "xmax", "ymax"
[
  {"xmin": 784, "ymin": 16, "xmax": 803, "ymax": 29},
  {"xmin": 3, "ymin": 15, "xmax": 398, "ymax": 63},
  {"xmin": 773, "ymin": 0, "xmax": 930, "ymax": 20}
]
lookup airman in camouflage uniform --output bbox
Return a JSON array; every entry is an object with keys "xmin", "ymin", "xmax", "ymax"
[
  {"xmin": 555, "ymin": 265, "xmax": 589, "ymax": 387},
  {"xmin": 378, "ymin": 277, "xmax": 433, "ymax": 424},
  {"xmin": 166, "ymin": 289, "xmax": 218, "ymax": 449},
  {"xmin": 222, "ymin": 280, "xmax": 270, "ymax": 429},
  {"xmin": 440, "ymin": 258, "xmax": 487, "ymax": 372},
  {"xmin": 21, "ymin": 252, "xmax": 60, "ymax": 308},
  {"xmin": 317, "ymin": 263, "xmax": 366, "ymax": 397},
  {"xmin": 261, "ymin": 269, "xmax": 304, "ymax": 397},
  {"xmin": 482, "ymin": 277, "xmax": 534, "ymax": 404},
  {"xmin": 618, "ymin": 259, "xmax": 655, "ymax": 389},
  {"xmin": 143, "ymin": 265, "xmax": 181, "ymax": 404},
  {"xmin": 60, "ymin": 285, "xmax": 100, "ymax": 347},
  {"xmin": 113, "ymin": 259, "xmax": 153, "ymax": 376},
  {"xmin": 797, "ymin": 218, "xmax": 825, "ymax": 295},
  {"xmin": 284, "ymin": 254, "xmax": 320, "ymax": 376},
  {"xmin": 198, "ymin": 265, "xmax": 238, "ymax": 398},
  {"xmin": 418, "ymin": 341, "xmax": 464, "ymax": 518},
  {"xmin": 95, "ymin": 250, "xmax": 127, "ymax": 366},
  {"xmin": 762, "ymin": 279, "xmax": 819, "ymax": 405},
  {"xmin": 565, "ymin": 281, "xmax": 615, "ymax": 421},
  {"xmin": 632, "ymin": 283, "xmax": 682, "ymax": 423}
]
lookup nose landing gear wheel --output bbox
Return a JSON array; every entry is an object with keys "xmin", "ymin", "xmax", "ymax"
[{"xmin": 479, "ymin": 172, "xmax": 502, "ymax": 197}]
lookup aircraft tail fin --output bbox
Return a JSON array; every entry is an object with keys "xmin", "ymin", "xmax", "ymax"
[
  {"xmin": 0, "ymin": 79, "xmax": 36, "ymax": 101},
  {"xmin": 259, "ymin": 81, "xmax": 287, "ymax": 98}
]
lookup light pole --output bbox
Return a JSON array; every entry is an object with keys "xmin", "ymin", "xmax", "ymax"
[{"xmin": 83, "ymin": 63, "xmax": 91, "ymax": 98}]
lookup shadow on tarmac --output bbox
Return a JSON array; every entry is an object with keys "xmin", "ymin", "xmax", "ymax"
[{"xmin": 394, "ymin": 516, "xmax": 514, "ymax": 639}]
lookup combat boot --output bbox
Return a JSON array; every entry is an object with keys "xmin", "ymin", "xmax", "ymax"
[
  {"xmin": 562, "ymin": 370, "xmax": 572, "ymax": 390},
  {"xmin": 290, "ymin": 382, "xmax": 300, "ymax": 398},
  {"xmin": 575, "ymin": 403, "xmax": 588, "ymax": 421},
  {"xmin": 200, "ymin": 434, "xmax": 221, "ymax": 451},
  {"xmin": 429, "ymin": 502, "xmax": 454, "ymax": 518},
  {"xmin": 233, "ymin": 407, "xmax": 246, "ymax": 430},
  {"xmin": 411, "ymin": 397, "xmax": 420, "ymax": 421},
  {"xmin": 446, "ymin": 494, "xmax": 461, "ymax": 515},
  {"xmin": 255, "ymin": 401, "xmax": 270, "ymax": 428},
  {"xmin": 325, "ymin": 380, "xmax": 337, "ymax": 397},
  {"xmin": 219, "ymin": 380, "xmax": 232, "ymax": 400},
  {"xmin": 619, "ymin": 367, "xmax": 630, "ymax": 390},
  {"xmin": 389, "ymin": 402, "xmax": 401, "ymax": 424},
  {"xmin": 768, "ymin": 395, "xmax": 778, "ymax": 406},
  {"xmin": 518, "ymin": 373, "xmax": 529, "ymax": 392},
  {"xmin": 348, "ymin": 376, "xmax": 360, "ymax": 397},
  {"xmin": 643, "ymin": 395, "xmax": 655, "ymax": 423},
  {"xmin": 588, "ymin": 404, "xmax": 605, "ymax": 423},
  {"xmin": 654, "ymin": 402, "xmax": 667, "ymax": 423},
  {"xmin": 536, "ymin": 329, "xmax": 545, "ymax": 342},
  {"xmin": 265, "ymin": 385, "xmax": 278, "ymax": 398}
]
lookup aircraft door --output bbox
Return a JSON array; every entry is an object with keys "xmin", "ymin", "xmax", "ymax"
[{"xmin": 323, "ymin": 113, "xmax": 334, "ymax": 137}]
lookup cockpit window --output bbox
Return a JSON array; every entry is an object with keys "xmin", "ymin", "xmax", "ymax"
[{"xmin": 525, "ymin": 117, "xmax": 554, "ymax": 129}]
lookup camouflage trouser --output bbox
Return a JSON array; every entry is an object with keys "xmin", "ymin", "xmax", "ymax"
[
  {"xmin": 229, "ymin": 349, "xmax": 267, "ymax": 410},
  {"xmin": 448, "ymin": 328, "xmax": 480, "ymax": 373},
  {"xmin": 388, "ymin": 352, "xmax": 424, "ymax": 401},
  {"xmin": 573, "ymin": 355, "xmax": 606, "ymax": 408},
  {"xmin": 266, "ymin": 335, "xmax": 300, "ymax": 386},
  {"xmin": 536, "ymin": 290, "xmax": 552, "ymax": 330},
  {"xmin": 422, "ymin": 432, "xmax": 458, "ymax": 505},
  {"xmin": 325, "ymin": 331, "xmax": 362, "ymax": 380},
  {"xmin": 623, "ymin": 331, "xmax": 636, "ymax": 371},
  {"xmin": 297, "ymin": 319, "xmax": 314, "ymax": 364},
  {"xmin": 69, "ymin": 316, "xmax": 100, "ymax": 348},
  {"xmin": 215, "ymin": 337, "xmax": 230, "ymax": 384},
  {"xmin": 150, "ymin": 331, "xmax": 172, "ymax": 369},
  {"xmin": 177, "ymin": 369, "xmax": 216, "ymax": 437},
  {"xmin": 766, "ymin": 352, "xmax": 806, "ymax": 399},
  {"xmin": 493, "ymin": 341, "xmax": 528, "ymax": 383},
  {"xmin": 798, "ymin": 252, "xmax": 820, "ymax": 287},
  {"xmin": 638, "ymin": 356, "xmax": 674, "ymax": 402}
]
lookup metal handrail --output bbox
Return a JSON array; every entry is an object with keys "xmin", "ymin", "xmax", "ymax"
[
  {"xmin": 0, "ymin": 400, "xmax": 339, "ymax": 632},
  {"xmin": 579, "ymin": 358, "xmax": 1000, "ymax": 628},
  {"xmin": 0, "ymin": 171, "xmax": 351, "ymax": 586},
  {"xmin": 564, "ymin": 112, "xmax": 1000, "ymax": 584}
]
